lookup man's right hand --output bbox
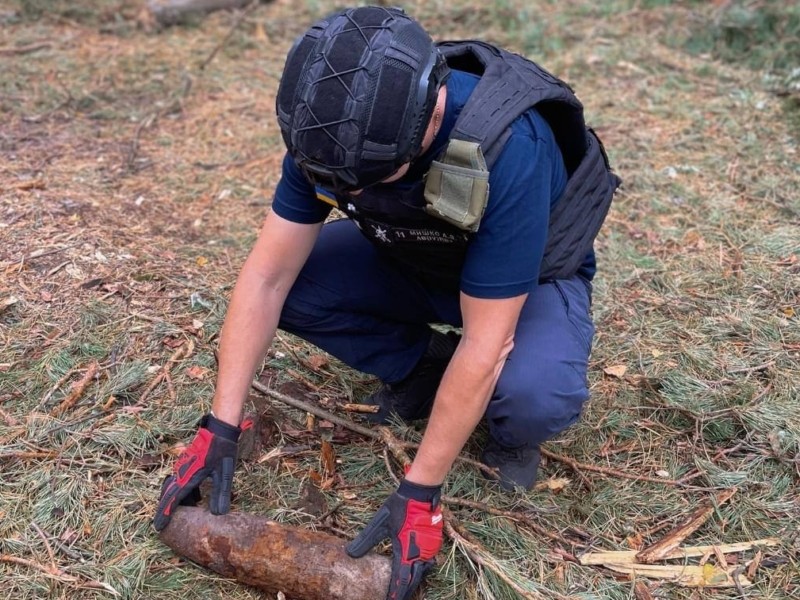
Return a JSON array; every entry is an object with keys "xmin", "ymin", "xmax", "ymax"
[{"xmin": 153, "ymin": 413, "xmax": 242, "ymax": 532}]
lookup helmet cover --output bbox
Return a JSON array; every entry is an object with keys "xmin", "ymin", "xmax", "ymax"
[{"xmin": 276, "ymin": 6, "xmax": 449, "ymax": 192}]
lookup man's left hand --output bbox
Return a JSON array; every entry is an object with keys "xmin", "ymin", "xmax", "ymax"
[{"xmin": 346, "ymin": 480, "xmax": 443, "ymax": 600}]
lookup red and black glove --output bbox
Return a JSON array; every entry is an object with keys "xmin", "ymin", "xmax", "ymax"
[
  {"xmin": 153, "ymin": 413, "xmax": 243, "ymax": 532},
  {"xmin": 346, "ymin": 479, "xmax": 443, "ymax": 600}
]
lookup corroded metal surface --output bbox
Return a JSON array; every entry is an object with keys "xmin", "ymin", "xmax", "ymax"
[{"xmin": 159, "ymin": 507, "xmax": 391, "ymax": 600}]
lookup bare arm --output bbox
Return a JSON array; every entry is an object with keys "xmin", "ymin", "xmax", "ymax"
[
  {"xmin": 405, "ymin": 292, "xmax": 527, "ymax": 486},
  {"xmin": 211, "ymin": 210, "xmax": 322, "ymax": 426}
]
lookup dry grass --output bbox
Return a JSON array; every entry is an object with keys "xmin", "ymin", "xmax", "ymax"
[{"xmin": 1, "ymin": 1, "xmax": 798, "ymax": 599}]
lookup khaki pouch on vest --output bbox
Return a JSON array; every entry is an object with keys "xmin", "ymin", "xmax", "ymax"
[{"xmin": 424, "ymin": 139, "xmax": 490, "ymax": 232}]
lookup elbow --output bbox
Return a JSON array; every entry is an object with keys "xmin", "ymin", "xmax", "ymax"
[{"xmin": 460, "ymin": 333, "xmax": 515, "ymax": 378}]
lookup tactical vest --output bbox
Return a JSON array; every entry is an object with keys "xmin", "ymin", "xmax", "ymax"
[{"xmin": 318, "ymin": 40, "xmax": 621, "ymax": 289}]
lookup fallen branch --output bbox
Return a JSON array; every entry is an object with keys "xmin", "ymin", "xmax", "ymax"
[
  {"xmin": 251, "ymin": 380, "xmax": 499, "ymax": 478},
  {"xmin": 540, "ymin": 447, "xmax": 692, "ymax": 486},
  {"xmin": 50, "ymin": 361, "xmax": 100, "ymax": 417},
  {"xmin": 199, "ymin": 0, "xmax": 259, "ymax": 70},
  {"xmin": 636, "ymin": 488, "xmax": 737, "ymax": 563}
]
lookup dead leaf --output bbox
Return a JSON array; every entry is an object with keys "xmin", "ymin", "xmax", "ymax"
[
  {"xmin": 655, "ymin": 470, "xmax": 671, "ymax": 478},
  {"xmin": 626, "ymin": 532, "xmax": 645, "ymax": 550},
  {"xmin": 60, "ymin": 528, "xmax": 79, "ymax": 544},
  {"xmin": 554, "ymin": 562, "xmax": 565, "ymax": 584},
  {"xmin": 533, "ymin": 477, "xmax": 570, "ymax": 493},
  {"xmin": 185, "ymin": 366, "xmax": 208, "ymax": 380},
  {"xmin": 604, "ymin": 364, "xmax": 628, "ymax": 378},
  {"xmin": 0, "ymin": 296, "xmax": 19, "ymax": 312},
  {"xmin": 746, "ymin": 550, "xmax": 762, "ymax": 580},
  {"xmin": 296, "ymin": 480, "xmax": 327, "ymax": 517},
  {"xmin": 163, "ymin": 337, "xmax": 185, "ymax": 349},
  {"xmin": 254, "ymin": 21, "xmax": 268, "ymax": 41},
  {"xmin": 307, "ymin": 354, "xmax": 329, "ymax": 371}
]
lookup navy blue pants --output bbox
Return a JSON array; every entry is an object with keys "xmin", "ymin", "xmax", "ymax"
[{"xmin": 279, "ymin": 220, "xmax": 595, "ymax": 449}]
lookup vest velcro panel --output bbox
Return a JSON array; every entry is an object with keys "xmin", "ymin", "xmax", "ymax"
[{"xmin": 539, "ymin": 130, "xmax": 621, "ymax": 280}]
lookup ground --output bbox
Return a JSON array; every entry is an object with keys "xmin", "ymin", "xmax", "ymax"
[{"xmin": 1, "ymin": 1, "xmax": 798, "ymax": 599}]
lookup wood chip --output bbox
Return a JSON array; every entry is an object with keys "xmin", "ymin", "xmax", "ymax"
[{"xmin": 636, "ymin": 488, "xmax": 737, "ymax": 563}]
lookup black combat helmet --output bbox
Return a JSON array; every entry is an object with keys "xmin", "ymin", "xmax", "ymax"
[{"xmin": 276, "ymin": 6, "xmax": 449, "ymax": 193}]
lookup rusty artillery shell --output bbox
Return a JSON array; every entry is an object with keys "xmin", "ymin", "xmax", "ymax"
[{"xmin": 159, "ymin": 507, "xmax": 391, "ymax": 600}]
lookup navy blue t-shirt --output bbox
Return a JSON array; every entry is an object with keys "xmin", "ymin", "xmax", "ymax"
[{"xmin": 273, "ymin": 70, "xmax": 595, "ymax": 299}]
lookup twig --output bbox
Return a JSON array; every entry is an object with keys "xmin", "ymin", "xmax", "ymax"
[
  {"xmin": 0, "ymin": 554, "xmax": 119, "ymax": 595},
  {"xmin": 314, "ymin": 501, "xmax": 344, "ymax": 524},
  {"xmin": 732, "ymin": 565, "xmax": 748, "ymax": 598},
  {"xmin": 341, "ymin": 403, "xmax": 380, "ymax": 414},
  {"xmin": 540, "ymin": 447, "xmax": 687, "ymax": 486},
  {"xmin": 0, "ymin": 42, "xmax": 53, "ymax": 56},
  {"xmin": 382, "ymin": 448, "xmax": 401, "ymax": 485},
  {"xmin": 727, "ymin": 361, "xmax": 774, "ymax": 375},
  {"xmin": 0, "ymin": 554, "xmax": 72, "ymax": 582},
  {"xmin": 199, "ymin": 0, "xmax": 259, "ymax": 70},
  {"xmin": 51, "ymin": 362, "xmax": 99, "ymax": 417},
  {"xmin": 443, "ymin": 511, "xmax": 558, "ymax": 600},
  {"xmin": 441, "ymin": 495, "xmax": 582, "ymax": 547},
  {"xmin": 30, "ymin": 524, "xmax": 87, "ymax": 561},
  {"xmin": 252, "ymin": 380, "xmax": 501, "ymax": 478},
  {"xmin": 137, "ymin": 341, "xmax": 193, "ymax": 406},
  {"xmin": 10, "ymin": 244, "xmax": 76, "ymax": 265},
  {"xmin": 0, "ymin": 451, "xmax": 57, "ymax": 460},
  {"xmin": 30, "ymin": 522, "xmax": 57, "ymax": 571},
  {"xmin": 125, "ymin": 112, "xmax": 158, "ymax": 172},
  {"xmin": 636, "ymin": 488, "xmax": 737, "ymax": 563},
  {"xmin": 165, "ymin": 370, "xmax": 177, "ymax": 403},
  {"xmin": 38, "ymin": 366, "xmax": 78, "ymax": 411},
  {"xmin": 254, "ymin": 380, "xmax": 382, "ymax": 438}
]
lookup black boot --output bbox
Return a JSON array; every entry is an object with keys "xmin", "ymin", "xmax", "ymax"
[
  {"xmin": 363, "ymin": 330, "xmax": 459, "ymax": 424},
  {"xmin": 481, "ymin": 439, "xmax": 541, "ymax": 491}
]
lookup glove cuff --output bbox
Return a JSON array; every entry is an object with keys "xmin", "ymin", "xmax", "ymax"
[
  {"xmin": 398, "ymin": 479, "xmax": 442, "ymax": 505},
  {"xmin": 201, "ymin": 413, "xmax": 241, "ymax": 442}
]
